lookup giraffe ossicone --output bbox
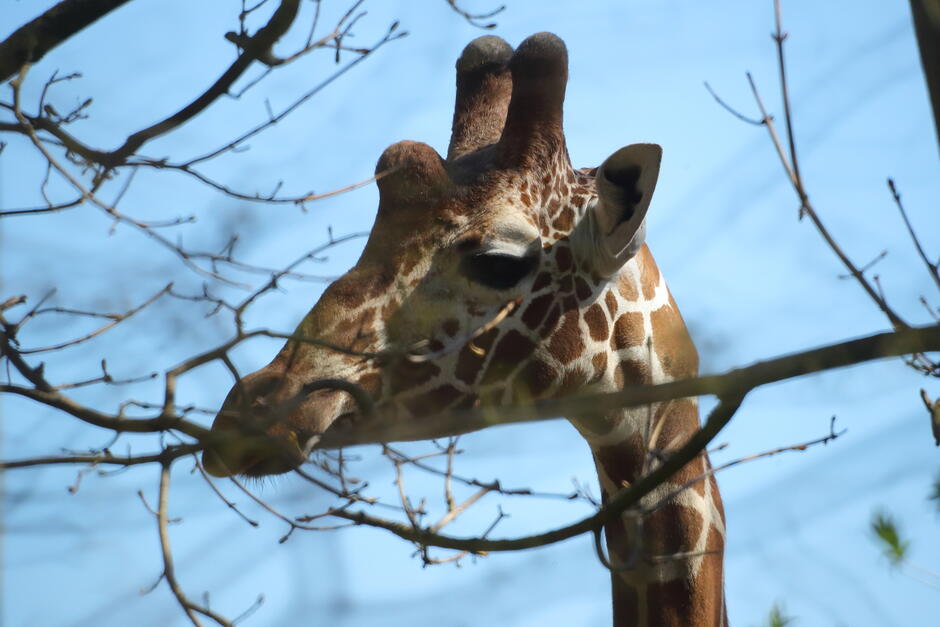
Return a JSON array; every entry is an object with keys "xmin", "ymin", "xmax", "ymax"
[{"xmin": 206, "ymin": 32, "xmax": 727, "ymax": 627}]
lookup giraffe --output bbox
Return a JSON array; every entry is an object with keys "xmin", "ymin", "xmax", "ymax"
[{"xmin": 204, "ymin": 32, "xmax": 727, "ymax": 627}]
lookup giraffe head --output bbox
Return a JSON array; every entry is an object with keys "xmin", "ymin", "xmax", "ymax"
[{"xmin": 204, "ymin": 32, "xmax": 666, "ymax": 477}]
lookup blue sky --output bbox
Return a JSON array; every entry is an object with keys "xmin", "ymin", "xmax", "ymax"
[{"xmin": 2, "ymin": 1, "xmax": 939, "ymax": 625}]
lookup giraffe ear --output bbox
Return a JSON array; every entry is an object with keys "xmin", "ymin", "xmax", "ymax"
[{"xmin": 588, "ymin": 143, "xmax": 662, "ymax": 276}]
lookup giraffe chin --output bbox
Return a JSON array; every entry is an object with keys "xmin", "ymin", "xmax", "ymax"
[{"xmin": 201, "ymin": 430, "xmax": 306, "ymax": 478}]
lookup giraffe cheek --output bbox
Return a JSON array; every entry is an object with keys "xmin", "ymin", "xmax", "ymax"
[
  {"xmin": 386, "ymin": 360, "xmax": 442, "ymax": 395},
  {"xmin": 455, "ymin": 328, "xmax": 499, "ymax": 385},
  {"xmin": 478, "ymin": 329, "xmax": 537, "ymax": 386},
  {"xmin": 401, "ymin": 384, "xmax": 464, "ymax": 417}
]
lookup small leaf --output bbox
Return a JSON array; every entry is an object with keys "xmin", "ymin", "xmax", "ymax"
[
  {"xmin": 767, "ymin": 602, "xmax": 794, "ymax": 627},
  {"xmin": 871, "ymin": 509, "xmax": 909, "ymax": 566}
]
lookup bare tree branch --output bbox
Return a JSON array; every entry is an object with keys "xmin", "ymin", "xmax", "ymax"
[
  {"xmin": 104, "ymin": 0, "xmax": 301, "ymax": 166},
  {"xmin": 317, "ymin": 324, "xmax": 940, "ymax": 448},
  {"xmin": 0, "ymin": 0, "xmax": 136, "ymax": 82},
  {"xmin": 19, "ymin": 283, "xmax": 171, "ymax": 354},
  {"xmin": 908, "ymin": 0, "xmax": 940, "ymax": 150},
  {"xmin": 150, "ymin": 462, "xmax": 235, "ymax": 626},
  {"xmin": 327, "ymin": 396, "xmax": 745, "ymax": 553}
]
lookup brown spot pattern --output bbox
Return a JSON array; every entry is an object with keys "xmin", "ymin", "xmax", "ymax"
[
  {"xmin": 521, "ymin": 294, "xmax": 554, "ymax": 330},
  {"xmin": 648, "ymin": 399, "xmax": 699, "ymax": 456},
  {"xmin": 547, "ymin": 310, "xmax": 583, "ymax": 364},
  {"xmin": 617, "ymin": 274, "xmax": 638, "ymax": 301},
  {"xmin": 515, "ymin": 359, "xmax": 557, "ymax": 398},
  {"xmin": 639, "ymin": 249, "xmax": 661, "ymax": 301},
  {"xmin": 595, "ymin": 433, "xmax": 645, "ymax": 485},
  {"xmin": 442, "ymin": 318, "xmax": 459, "ymax": 337},
  {"xmin": 554, "ymin": 245, "xmax": 573, "ymax": 272},
  {"xmin": 650, "ymin": 296, "xmax": 699, "ymax": 379},
  {"xmin": 691, "ymin": 455, "xmax": 709, "ymax": 497},
  {"xmin": 455, "ymin": 328, "xmax": 498, "ymax": 385},
  {"xmin": 590, "ymin": 352, "xmax": 607, "ymax": 383},
  {"xmin": 605, "ymin": 290, "xmax": 618, "ymax": 316},
  {"xmin": 611, "ymin": 312, "xmax": 645, "ymax": 351},
  {"xmin": 642, "ymin": 518, "xmax": 725, "ymax": 627},
  {"xmin": 539, "ymin": 304, "xmax": 563, "ymax": 339},
  {"xmin": 614, "ymin": 359, "xmax": 652, "ymax": 388},
  {"xmin": 532, "ymin": 271, "xmax": 552, "ymax": 292},
  {"xmin": 611, "ymin": 575, "xmax": 640, "ymax": 626},
  {"xmin": 575, "ymin": 276, "xmax": 593, "ymax": 301},
  {"xmin": 356, "ymin": 372, "xmax": 383, "ymax": 396},
  {"xmin": 646, "ymin": 579, "xmax": 696, "ymax": 627},
  {"xmin": 583, "ymin": 303, "xmax": 609, "ymax": 341},
  {"xmin": 556, "ymin": 368, "xmax": 587, "ymax": 396},
  {"xmin": 389, "ymin": 360, "xmax": 441, "ymax": 393},
  {"xmin": 644, "ymin": 503, "xmax": 703, "ymax": 556},
  {"xmin": 481, "ymin": 330, "xmax": 536, "ymax": 385},
  {"xmin": 403, "ymin": 384, "xmax": 462, "ymax": 416},
  {"xmin": 552, "ymin": 206, "xmax": 574, "ymax": 231}
]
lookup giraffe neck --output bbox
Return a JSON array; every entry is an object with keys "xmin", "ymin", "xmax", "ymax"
[
  {"xmin": 585, "ymin": 400, "xmax": 727, "ymax": 627},
  {"xmin": 558, "ymin": 248, "xmax": 727, "ymax": 627}
]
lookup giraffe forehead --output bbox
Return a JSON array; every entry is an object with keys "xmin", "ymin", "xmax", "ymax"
[{"xmin": 368, "ymin": 173, "xmax": 551, "ymax": 256}]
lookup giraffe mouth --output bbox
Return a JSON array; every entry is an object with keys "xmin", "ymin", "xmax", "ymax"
[
  {"xmin": 238, "ymin": 454, "xmax": 298, "ymax": 478},
  {"xmin": 202, "ymin": 429, "xmax": 307, "ymax": 478}
]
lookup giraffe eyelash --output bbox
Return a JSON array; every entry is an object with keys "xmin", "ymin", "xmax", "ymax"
[{"xmin": 459, "ymin": 251, "xmax": 539, "ymax": 290}]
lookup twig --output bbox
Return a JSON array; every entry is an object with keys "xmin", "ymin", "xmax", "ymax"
[
  {"xmin": 444, "ymin": 0, "xmax": 504, "ymax": 29},
  {"xmin": 1, "ymin": 444, "xmax": 201, "ymax": 470},
  {"xmin": 402, "ymin": 298, "xmax": 521, "ymax": 363},
  {"xmin": 194, "ymin": 458, "xmax": 259, "ymax": 527},
  {"xmin": 177, "ymin": 23, "xmax": 405, "ymax": 169},
  {"xmin": 8, "ymin": 71, "xmax": 251, "ymax": 286},
  {"xmin": 771, "ymin": 0, "xmax": 805, "ymax": 217},
  {"xmin": 227, "ymin": 474, "xmax": 354, "ymax": 543},
  {"xmin": 745, "ymin": 71, "xmax": 907, "ymax": 330},
  {"xmin": 20, "ymin": 284, "xmax": 172, "ymax": 354},
  {"xmin": 328, "ymin": 396, "xmax": 746, "ymax": 553},
  {"xmin": 0, "ymin": 197, "xmax": 84, "ymax": 217},
  {"xmin": 703, "ymin": 81, "xmax": 764, "ymax": 126},
  {"xmin": 646, "ymin": 416, "xmax": 846, "ymax": 516},
  {"xmin": 430, "ymin": 486, "xmax": 491, "ymax": 533},
  {"xmin": 0, "ymin": 295, "xmax": 27, "ymax": 312},
  {"xmin": 152, "ymin": 462, "xmax": 235, "ymax": 626},
  {"xmin": 105, "ymin": 0, "xmax": 301, "ymax": 166},
  {"xmin": 838, "ymin": 250, "xmax": 887, "ymax": 279},
  {"xmin": 55, "ymin": 360, "xmax": 158, "ymax": 390},
  {"xmin": 383, "ymin": 444, "xmax": 579, "ymax": 501},
  {"xmin": 888, "ymin": 178, "xmax": 940, "ymax": 291}
]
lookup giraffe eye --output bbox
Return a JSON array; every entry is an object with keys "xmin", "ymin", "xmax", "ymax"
[{"xmin": 460, "ymin": 252, "xmax": 538, "ymax": 290}]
